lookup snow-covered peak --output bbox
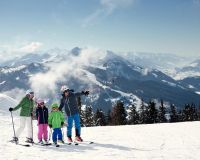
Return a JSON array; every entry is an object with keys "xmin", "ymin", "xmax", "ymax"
[
  {"xmin": 0, "ymin": 65, "xmax": 26, "ymax": 74},
  {"xmin": 70, "ymin": 47, "xmax": 81, "ymax": 56},
  {"xmin": 189, "ymin": 59, "xmax": 200, "ymax": 68}
]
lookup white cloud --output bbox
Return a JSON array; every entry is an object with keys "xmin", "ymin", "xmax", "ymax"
[
  {"xmin": 29, "ymin": 47, "xmax": 106, "ymax": 98},
  {"xmin": 82, "ymin": 0, "xmax": 135, "ymax": 27},
  {"xmin": 83, "ymin": 9, "xmax": 104, "ymax": 27},
  {"xmin": 18, "ymin": 42, "xmax": 43, "ymax": 53},
  {"xmin": 0, "ymin": 41, "xmax": 43, "ymax": 62},
  {"xmin": 101, "ymin": 0, "xmax": 134, "ymax": 13}
]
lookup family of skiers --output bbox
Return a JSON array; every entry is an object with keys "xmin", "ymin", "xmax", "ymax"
[{"xmin": 8, "ymin": 86, "xmax": 89, "ymax": 146}]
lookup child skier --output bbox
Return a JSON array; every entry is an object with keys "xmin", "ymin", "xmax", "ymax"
[
  {"xmin": 48, "ymin": 103, "xmax": 65, "ymax": 145},
  {"xmin": 36, "ymin": 99, "xmax": 49, "ymax": 144},
  {"xmin": 59, "ymin": 85, "xmax": 89, "ymax": 143}
]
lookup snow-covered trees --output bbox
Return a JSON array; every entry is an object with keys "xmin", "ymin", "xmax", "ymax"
[
  {"xmin": 158, "ymin": 100, "xmax": 167, "ymax": 123},
  {"xmin": 169, "ymin": 104, "xmax": 178, "ymax": 122},
  {"xmin": 127, "ymin": 104, "xmax": 139, "ymax": 124},
  {"xmin": 82, "ymin": 105, "xmax": 95, "ymax": 127},
  {"xmin": 77, "ymin": 96, "xmax": 200, "ymax": 127},
  {"xmin": 94, "ymin": 109, "xmax": 107, "ymax": 126},
  {"xmin": 110, "ymin": 101, "xmax": 127, "ymax": 125}
]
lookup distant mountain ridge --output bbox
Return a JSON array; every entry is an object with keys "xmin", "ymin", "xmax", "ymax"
[{"xmin": 0, "ymin": 48, "xmax": 199, "ymax": 111}]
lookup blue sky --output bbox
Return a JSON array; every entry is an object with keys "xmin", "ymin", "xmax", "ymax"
[{"xmin": 0, "ymin": 0, "xmax": 200, "ymax": 57}]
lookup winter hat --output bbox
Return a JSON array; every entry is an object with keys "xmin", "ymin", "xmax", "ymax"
[
  {"xmin": 26, "ymin": 89, "xmax": 34, "ymax": 95},
  {"xmin": 51, "ymin": 103, "xmax": 59, "ymax": 109}
]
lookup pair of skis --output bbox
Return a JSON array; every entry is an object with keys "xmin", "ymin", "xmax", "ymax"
[
  {"xmin": 65, "ymin": 141, "xmax": 79, "ymax": 146},
  {"xmin": 50, "ymin": 141, "xmax": 94, "ymax": 147},
  {"xmin": 52, "ymin": 140, "xmax": 94, "ymax": 147},
  {"xmin": 9, "ymin": 140, "xmax": 94, "ymax": 148},
  {"xmin": 9, "ymin": 140, "xmax": 52, "ymax": 147},
  {"xmin": 8, "ymin": 140, "xmax": 31, "ymax": 147},
  {"xmin": 67, "ymin": 141, "xmax": 94, "ymax": 145}
]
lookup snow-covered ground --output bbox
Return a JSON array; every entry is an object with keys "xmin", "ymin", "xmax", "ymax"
[{"xmin": 1, "ymin": 108, "xmax": 200, "ymax": 160}]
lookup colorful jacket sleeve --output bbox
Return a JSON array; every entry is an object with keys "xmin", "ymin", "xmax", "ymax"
[
  {"xmin": 74, "ymin": 92, "xmax": 84, "ymax": 97},
  {"xmin": 13, "ymin": 97, "xmax": 25, "ymax": 111}
]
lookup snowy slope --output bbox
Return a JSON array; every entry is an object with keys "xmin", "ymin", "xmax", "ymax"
[
  {"xmin": 172, "ymin": 59, "xmax": 200, "ymax": 80},
  {"xmin": 123, "ymin": 52, "xmax": 195, "ymax": 78},
  {"xmin": 1, "ymin": 109, "xmax": 200, "ymax": 160},
  {"xmin": 0, "ymin": 94, "xmax": 18, "ymax": 111}
]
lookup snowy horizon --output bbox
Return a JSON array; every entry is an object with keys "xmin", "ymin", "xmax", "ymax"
[{"xmin": 0, "ymin": 46, "xmax": 199, "ymax": 63}]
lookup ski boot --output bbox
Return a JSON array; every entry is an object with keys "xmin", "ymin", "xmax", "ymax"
[
  {"xmin": 67, "ymin": 136, "xmax": 73, "ymax": 143},
  {"xmin": 38, "ymin": 140, "xmax": 43, "ymax": 145},
  {"xmin": 25, "ymin": 137, "xmax": 34, "ymax": 144},
  {"xmin": 75, "ymin": 129, "xmax": 83, "ymax": 142},
  {"xmin": 53, "ymin": 141, "xmax": 57, "ymax": 145},
  {"xmin": 57, "ymin": 140, "xmax": 65, "ymax": 144},
  {"xmin": 43, "ymin": 140, "xmax": 48, "ymax": 144},
  {"xmin": 53, "ymin": 141, "xmax": 59, "ymax": 147},
  {"xmin": 75, "ymin": 136, "xmax": 83, "ymax": 142},
  {"xmin": 10, "ymin": 137, "xmax": 19, "ymax": 143}
]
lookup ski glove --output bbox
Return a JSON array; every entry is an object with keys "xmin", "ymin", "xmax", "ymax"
[
  {"xmin": 9, "ymin": 107, "xmax": 13, "ymax": 112},
  {"xmin": 84, "ymin": 91, "xmax": 89, "ymax": 96},
  {"xmin": 82, "ymin": 91, "xmax": 89, "ymax": 96},
  {"xmin": 61, "ymin": 122, "xmax": 64, "ymax": 127},
  {"xmin": 49, "ymin": 124, "xmax": 52, "ymax": 128}
]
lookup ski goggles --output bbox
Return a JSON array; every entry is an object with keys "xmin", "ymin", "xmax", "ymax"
[
  {"xmin": 38, "ymin": 102, "xmax": 44, "ymax": 105},
  {"xmin": 29, "ymin": 92, "xmax": 34, "ymax": 95}
]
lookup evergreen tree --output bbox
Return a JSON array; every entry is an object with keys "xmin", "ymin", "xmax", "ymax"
[
  {"xmin": 178, "ymin": 110, "xmax": 184, "ymax": 122},
  {"xmin": 157, "ymin": 100, "xmax": 167, "ymax": 123},
  {"xmin": 182, "ymin": 104, "xmax": 192, "ymax": 121},
  {"xmin": 191, "ymin": 103, "xmax": 198, "ymax": 121},
  {"xmin": 169, "ymin": 104, "xmax": 178, "ymax": 122},
  {"xmin": 106, "ymin": 110, "xmax": 112, "ymax": 125},
  {"xmin": 138, "ymin": 99, "xmax": 146, "ymax": 124},
  {"xmin": 94, "ymin": 108, "xmax": 107, "ymax": 126},
  {"xmin": 197, "ymin": 104, "xmax": 200, "ymax": 121},
  {"xmin": 110, "ymin": 101, "xmax": 127, "ymax": 125},
  {"xmin": 145, "ymin": 101, "xmax": 158, "ymax": 124},
  {"xmin": 82, "ymin": 105, "xmax": 95, "ymax": 127},
  {"xmin": 127, "ymin": 104, "xmax": 139, "ymax": 124},
  {"xmin": 181, "ymin": 103, "xmax": 198, "ymax": 122}
]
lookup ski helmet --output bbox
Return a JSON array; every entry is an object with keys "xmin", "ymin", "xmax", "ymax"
[
  {"xmin": 51, "ymin": 103, "xmax": 59, "ymax": 109},
  {"xmin": 26, "ymin": 89, "xmax": 34, "ymax": 95},
  {"xmin": 36, "ymin": 99, "xmax": 44, "ymax": 105},
  {"xmin": 60, "ymin": 85, "xmax": 69, "ymax": 92}
]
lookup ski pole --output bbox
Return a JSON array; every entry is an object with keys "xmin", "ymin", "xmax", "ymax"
[
  {"xmin": 30, "ymin": 116, "xmax": 34, "ymax": 145},
  {"xmin": 61, "ymin": 127, "xmax": 65, "ymax": 142},
  {"xmin": 10, "ymin": 111, "xmax": 17, "ymax": 145},
  {"xmin": 49, "ymin": 128, "xmax": 52, "ymax": 142}
]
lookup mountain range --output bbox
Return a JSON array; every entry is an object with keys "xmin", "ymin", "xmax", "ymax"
[{"xmin": 0, "ymin": 48, "xmax": 199, "ymax": 111}]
